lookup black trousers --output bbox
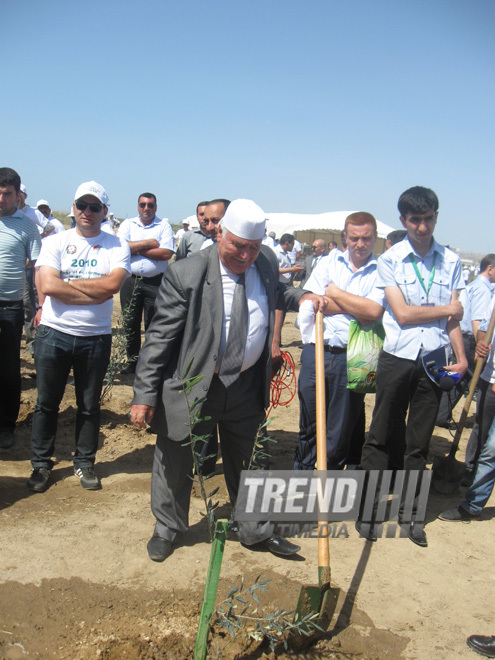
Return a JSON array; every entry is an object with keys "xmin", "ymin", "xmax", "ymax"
[
  {"xmin": 0, "ymin": 300, "xmax": 24, "ymax": 433},
  {"xmin": 361, "ymin": 351, "xmax": 442, "ymax": 473},
  {"xmin": 360, "ymin": 351, "xmax": 442, "ymax": 518},
  {"xmin": 120, "ymin": 274, "xmax": 162, "ymax": 361}
]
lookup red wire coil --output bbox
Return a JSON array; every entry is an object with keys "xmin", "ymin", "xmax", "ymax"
[{"xmin": 267, "ymin": 351, "xmax": 297, "ymax": 418}]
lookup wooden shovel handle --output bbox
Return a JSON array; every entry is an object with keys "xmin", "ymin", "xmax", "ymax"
[{"xmin": 315, "ymin": 310, "xmax": 330, "ymax": 585}]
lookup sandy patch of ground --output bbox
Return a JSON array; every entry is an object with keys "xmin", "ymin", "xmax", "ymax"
[{"xmin": 1, "ymin": 310, "xmax": 493, "ymax": 659}]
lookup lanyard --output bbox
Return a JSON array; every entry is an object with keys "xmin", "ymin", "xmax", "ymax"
[{"xmin": 410, "ymin": 253, "xmax": 437, "ymax": 300}]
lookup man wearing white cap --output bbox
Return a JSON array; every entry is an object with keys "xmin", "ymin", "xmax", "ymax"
[
  {"xmin": 130, "ymin": 198, "xmax": 323, "ymax": 562},
  {"xmin": 27, "ymin": 181, "xmax": 131, "ymax": 493},
  {"xmin": 36, "ymin": 200, "xmax": 65, "ymax": 236},
  {"xmin": 18, "ymin": 185, "xmax": 49, "ymax": 354},
  {"xmin": 174, "ymin": 219, "xmax": 190, "ymax": 247}
]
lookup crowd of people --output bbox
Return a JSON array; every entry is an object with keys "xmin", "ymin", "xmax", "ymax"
[{"xmin": 1, "ymin": 169, "xmax": 494, "ymax": 589}]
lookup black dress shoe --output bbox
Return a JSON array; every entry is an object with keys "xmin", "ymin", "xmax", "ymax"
[
  {"xmin": 260, "ymin": 535, "xmax": 301, "ymax": 556},
  {"xmin": 147, "ymin": 535, "xmax": 173, "ymax": 562},
  {"xmin": 355, "ymin": 520, "xmax": 377, "ymax": 542},
  {"xmin": 466, "ymin": 634, "xmax": 495, "ymax": 658},
  {"xmin": 399, "ymin": 519, "xmax": 428, "ymax": 547}
]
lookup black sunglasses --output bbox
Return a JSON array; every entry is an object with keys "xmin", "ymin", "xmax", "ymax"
[
  {"xmin": 75, "ymin": 201, "xmax": 103, "ymax": 213},
  {"xmin": 139, "ymin": 202, "xmax": 155, "ymax": 209}
]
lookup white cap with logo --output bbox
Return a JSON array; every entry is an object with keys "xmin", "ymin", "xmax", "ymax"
[
  {"xmin": 222, "ymin": 199, "xmax": 266, "ymax": 241},
  {"xmin": 73, "ymin": 181, "xmax": 109, "ymax": 207}
]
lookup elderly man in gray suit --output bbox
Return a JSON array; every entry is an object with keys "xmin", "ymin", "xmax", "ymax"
[{"xmin": 131, "ymin": 199, "xmax": 322, "ymax": 562}]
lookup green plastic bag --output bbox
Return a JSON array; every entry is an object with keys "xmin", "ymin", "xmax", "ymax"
[{"xmin": 347, "ymin": 320, "xmax": 385, "ymax": 393}]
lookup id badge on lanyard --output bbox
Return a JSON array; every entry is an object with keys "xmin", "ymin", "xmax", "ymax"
[{"xmin": 411, "ymin": 253, "xmax": 437, "ymax": 306}]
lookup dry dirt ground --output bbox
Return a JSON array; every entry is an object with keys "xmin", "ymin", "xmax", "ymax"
[{"xmin": 1, "ymin": 309, "xmax": 494, "ymax": 660}]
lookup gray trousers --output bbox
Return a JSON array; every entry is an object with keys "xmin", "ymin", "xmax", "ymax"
[{"xmin": 151, "ymin": 364, "xmax": 273, "ymax": 545}]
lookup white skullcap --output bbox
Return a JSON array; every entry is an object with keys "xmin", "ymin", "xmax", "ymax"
[
  {"xmin": 222, "ymin": 199, "xmax": 266, "ymax": 241},
  {"xmin": 73, "ymin": 181, "xmax": 109, "ymax": 206}
]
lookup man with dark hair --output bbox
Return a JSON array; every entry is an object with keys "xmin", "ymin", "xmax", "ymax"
[
  {"xmin": 385, "ymin": 229, "xmax": 407, "ymax": 250},
  {"xmin": 0, "ymin": 168, "xmax": 41, "ymax": 448},
  {"xmin": 176, "ymin": 201, "xmax": 211, "ymax": 259},
  {"xmin": 28, "ymin": 181, "xmax": 130, "ymax": 492},
  {"xmin": 118, "ymin": 192, "xmax": 175, "ymax": 374},
  {"xmin": 200, "ymin": 199, "xmax": 231, "ymax": 248},
  {"xmin": 130, "ymin": 199, "xmax": 323, "ymax": 562},
  {"xmin": 274, "ymin": 233, "xmax": 304, "ymax": 284},
  {"xmin": 296, "ymin": 212, "xmax": 384, "ymax": 471},
  {"xmin": 359, "ymin": 186, "xmax": 467, "ymax": 547}
]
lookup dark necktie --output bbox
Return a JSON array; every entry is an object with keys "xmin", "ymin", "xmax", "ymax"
[{"xmin": 219, "ymin": 272, "xmax": 248, "ymax": 387}]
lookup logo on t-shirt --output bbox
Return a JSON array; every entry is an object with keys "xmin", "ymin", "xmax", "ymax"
[
  {"xmin": 92, "ymin": 245, "xmax": 103, "ymax": 253},
  {"xmin": 66, "ymin": 245, "xmax": 77, "ymax": 254}
]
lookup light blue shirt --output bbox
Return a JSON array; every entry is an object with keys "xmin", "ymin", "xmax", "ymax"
[
  {"xmin": 118, "ymin": 215, "xmax": 175, "ymax": 277},
  {"xmin": 460, "ymin": 274, "xmax": 495, "ymax": 334},
  {"xmin": 300, "ymin": 250, "xmax": 384, "ymax": 347},
  {"xmin": 377, "ymin": 236, "xmax": 464, "ymax": 359},
  {"xmin": 0, "ymin": 208, "xmax": 41, "ymax": 300},
  {"xmin": 480, "ymin": 297, "xmax": 495, "ymax": 383}
]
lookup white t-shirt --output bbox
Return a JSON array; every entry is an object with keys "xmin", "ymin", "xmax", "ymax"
[{"xmin": 36, "ymin": 228, "xmax": 131, "ymax": 336}]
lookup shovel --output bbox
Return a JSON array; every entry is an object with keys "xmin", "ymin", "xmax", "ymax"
[
  {"xmin": 432, "ymin": 304, "xmax": 495, "ymax": 493},
  {"xmin": 293, "ymin": 310, "xmax": 340, "ymax": 637}
]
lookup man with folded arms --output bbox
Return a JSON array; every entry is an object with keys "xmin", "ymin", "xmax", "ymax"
[
  {"xmin": 27, "ymin": 181, "xmax": 130, "ymax": 492},
  {"xmin": 118, "ymin": 192, "xmax": 175, "ymax": 374}
]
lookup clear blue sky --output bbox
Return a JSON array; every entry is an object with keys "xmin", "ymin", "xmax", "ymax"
[{"xmin": 3, "ymin": 0, "xmax": 493, "ymax": 252}]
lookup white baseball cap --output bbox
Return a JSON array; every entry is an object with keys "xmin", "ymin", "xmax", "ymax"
[
  {"xmin": 20, "ymin": 184, "xmax": 27, "ymax": 194},
  {"xmin": 222, "ymin": 199, "xmax": 266, "ymax": 241},
  {"xmin": 73, "ymin": 181, "xmax": 109, "ymax": 206},
  {"xmin": 37, "ymin": 199, "xmax": 50, "ymax": 208}
]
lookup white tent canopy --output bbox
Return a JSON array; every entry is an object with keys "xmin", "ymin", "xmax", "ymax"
[{"xmin": 265, "ymin": 211, "xmax": 396, "ymax": 240}]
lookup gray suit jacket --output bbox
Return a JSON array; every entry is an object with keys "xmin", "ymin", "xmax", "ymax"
[
  {"xmin": 176, "ymin": 230, "xmax": 207, "ymax": 259},
  {"xmin": 132, "ymin": 244, "xmax": 304, "ymax": 441}
]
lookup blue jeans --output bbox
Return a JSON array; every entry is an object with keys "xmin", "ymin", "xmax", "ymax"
[
  {"xmin": 0, "ymin": 300, "xmax": 24, "ymax": 433},
  {"xmin": 31, "ymin": 325, "xmax": 111, "ymax": 469},
  {"xmin": 462, "ymin": 412, "xmax": 495, "ymax": 515}
]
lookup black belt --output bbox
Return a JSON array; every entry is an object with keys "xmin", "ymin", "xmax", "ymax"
[
  {"xmin": 309, "ymin": 343, "xmax": 347, "ymax": 354},
  {"xmin": 0, "ymin": 299, "xmax": 23, "ymax": 308},
  {"xmin": 132, "ymin": 273, "xmax": 163, "ymax": 286}
]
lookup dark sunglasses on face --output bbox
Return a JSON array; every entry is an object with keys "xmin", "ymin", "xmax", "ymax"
[
  {"xmin": 75, "ymin": 201, "xmax": 103, "ymax": 213},
  {"xmin": 139, "ymin": 202, "xmax": 155, "ymax": 209}
]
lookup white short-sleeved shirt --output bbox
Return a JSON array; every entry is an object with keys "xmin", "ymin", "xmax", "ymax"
[
  {"xmin": 118, "ymin": 215, "xmax": 175, "ymax": 277},
  {"xmin": 36, "ymin": 228, "xmax": 131, "ymax": 336},
  {"xmin": 217, "ymin": 260, "xmax": 269, "ymax": 373},
  {"xmin": 274, "ymin": 244, "xmax": 293, "ymax": 284},
  {"xmin": 299, "ymin": 251, "xmax": 384, "ymax": 346},
  {"xmin": 377, "ymin": 237, "xmax": 464, "ymax": 359}
]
